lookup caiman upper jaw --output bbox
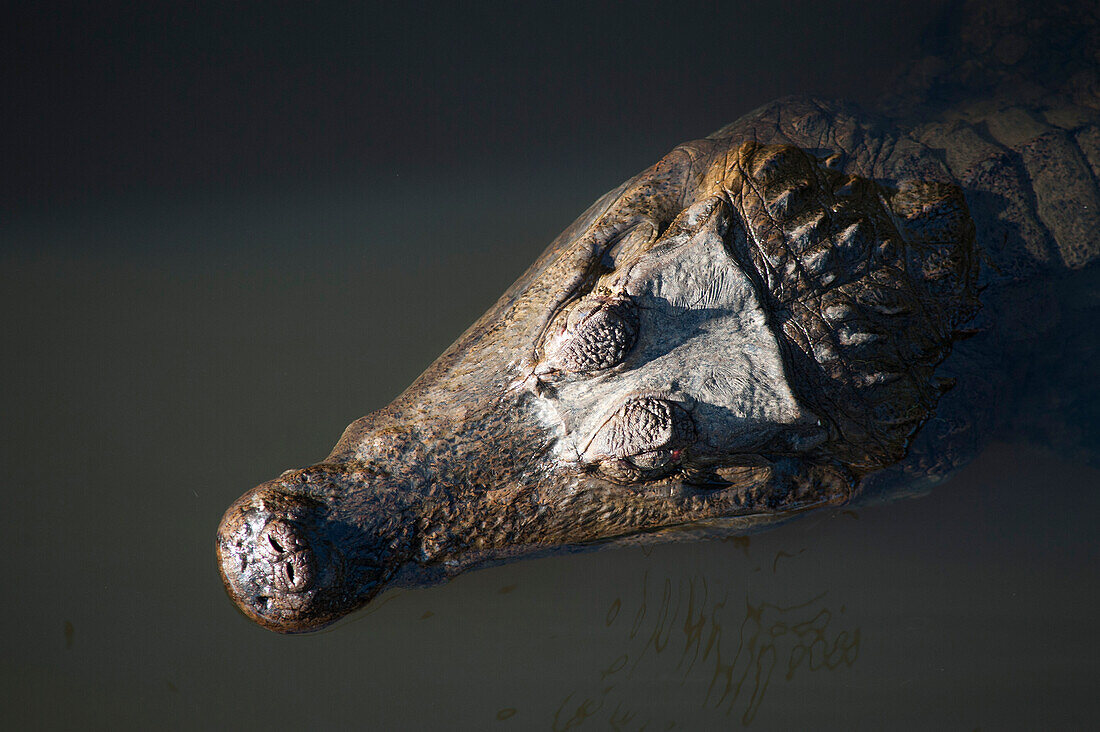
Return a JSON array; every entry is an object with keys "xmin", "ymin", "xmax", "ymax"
[{"xmin": 217, "ymin": 134, "xmax": 980, "ymax": 632}]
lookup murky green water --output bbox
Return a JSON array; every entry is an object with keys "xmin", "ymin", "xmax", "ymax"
[{"xmin": 3, "ymin": 175, "xmax": 1098, "ymax": 729}]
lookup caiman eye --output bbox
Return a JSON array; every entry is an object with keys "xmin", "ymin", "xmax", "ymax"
[
  {"xmin": 584, "ymin": 396, "xmax": 695, "ymax": 483},
  {"xmin": 629, "ymin": 449, "xmax": 674, "ymax": 470},
  {"xmin": 537, "ymin": 294, "xmax": 639, "ymax": 376}
]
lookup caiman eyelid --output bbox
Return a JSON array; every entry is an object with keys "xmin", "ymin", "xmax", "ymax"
[
  {"xmin": 577, "ymin": 390, "xmax": 694, "ymax": 457},
  {"xmin": 584, "ymin": 389, "xmax": 692, "ymax": 431},
  {"xmin": 535, "ymin": 293, "xmax": 640, "ymax": 378},
  {"xmin": 533, "ymin": 219, "xmax": 653, "ymax": 353}
]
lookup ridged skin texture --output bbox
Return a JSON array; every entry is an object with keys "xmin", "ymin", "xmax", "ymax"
[{"xmin": 537, "ymin": 295, "xmax": 639, "ymax": 376}]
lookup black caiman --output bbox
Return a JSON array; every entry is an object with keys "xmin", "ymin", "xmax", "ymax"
[{"xmin": 217, "ymin": 0, "xmax": 1100, "ymax": 632}]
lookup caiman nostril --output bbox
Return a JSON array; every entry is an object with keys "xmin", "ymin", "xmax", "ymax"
[
  {"xmin": 273, "ymin": 550, "xmax": 315, "ymax": 593},
  {"xmin": 258, "ymin": 520, "xmax": 303, "ymax": 558}
]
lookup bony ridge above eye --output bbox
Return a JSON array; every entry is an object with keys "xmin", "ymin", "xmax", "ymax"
[
  {"xmin": 536, "ymin": 293, "xmax": 639, "ymax": 377},
  {"xmin": 582, "ymin": 395, "xmax": 696, "ymax": 483}
]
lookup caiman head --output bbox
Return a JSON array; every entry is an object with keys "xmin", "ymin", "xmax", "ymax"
[{"xmin": 217, "ymin": 138, "xmax": 980, "ymax": 633}]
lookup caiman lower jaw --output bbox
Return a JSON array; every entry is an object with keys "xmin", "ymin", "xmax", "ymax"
[{"xmin": 566, "ymin": 457, "xmax": 855, "ymax": 533}]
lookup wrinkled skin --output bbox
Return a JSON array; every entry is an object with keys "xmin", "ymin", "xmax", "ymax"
[{"xmin": 218, "ymin": 0, "xmax": 1100, "ymax": 632}]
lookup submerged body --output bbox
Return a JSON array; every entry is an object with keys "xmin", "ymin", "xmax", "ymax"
[{"xmin": 217, "ymin": 1, "xmax": 1100, "ymax": 632}]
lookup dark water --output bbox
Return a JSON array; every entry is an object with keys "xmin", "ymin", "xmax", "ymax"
[
  {"xmin": 5, "ymin": 2, "xmax": 1100, "ymax": 729},
  {"xmin": 5, "ymin": 180, "xmax": 1099, "ymax": 730}
]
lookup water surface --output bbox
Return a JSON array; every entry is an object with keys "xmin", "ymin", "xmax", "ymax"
[
  {"xmin": 4, "ymin": 2, "xmax": 1099, "ymax": 728},
  {"xmin": 4, "ymin": 183, "xmax": 1098, "ymax": 728}
]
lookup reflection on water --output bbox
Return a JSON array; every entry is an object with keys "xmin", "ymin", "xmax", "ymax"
[
  {"xmin": 549, "ymin": 572, "xmax": 859, "ymax": 728},
  {"xmin": 480, "ymin": 526, "xmax": 863, "ymax": 729}
]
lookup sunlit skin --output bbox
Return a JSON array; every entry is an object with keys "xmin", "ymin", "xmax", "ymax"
[
  {"xmin": 217, "ymin": 130, "xmax": 987, "ymax": 632},
  {"xmin": 219, "ymin": 64, "xmax": 1099, "ymax": 630}
]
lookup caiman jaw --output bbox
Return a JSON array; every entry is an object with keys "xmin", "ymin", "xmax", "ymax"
[{"xmin": 216, "ymin": 137, "xmax": 978, "ymax": 632}]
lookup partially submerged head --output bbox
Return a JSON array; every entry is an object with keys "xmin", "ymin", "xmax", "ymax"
[{"xmin": 216, "ymin": 135, "xmax": 980, "ymax": 632}]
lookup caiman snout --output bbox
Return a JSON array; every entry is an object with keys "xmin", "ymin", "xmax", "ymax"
[
  {"xmin": 217, "ymin": 464, "xmax": 419, "ymax": 632},
  {"xmin": 217, "ymin": 500, "xmax": 328, "ymax": 632},
  {"xmin": 216, "ymin": 483, "xmax": 349, "ymax": 633},
  {"xmin": 256, "ymin": 521, "xmax": 316, "ymax": 593},
  {"xmin": 216, "ymin": 138, "xmax": 982, "ymax": 632}
]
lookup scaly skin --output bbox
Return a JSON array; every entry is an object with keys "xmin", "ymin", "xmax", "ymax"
[
  {"xmin": 217, "ymin": 140, "xmax": 979, "ymax": 632},
  {"xmin": 217, "ymin": 0, "xmax": 1100, "ymax": 633}
]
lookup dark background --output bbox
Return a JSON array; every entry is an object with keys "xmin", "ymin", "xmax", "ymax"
[
  {"xmin": 5, "ymin": 0, "xmax": 943, "ymax": 214},
  {"xmin": 5, "ymin": 2, "xmax": 1100, "ymax": 729}
]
